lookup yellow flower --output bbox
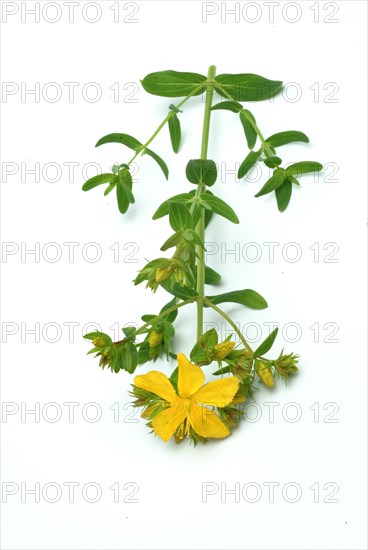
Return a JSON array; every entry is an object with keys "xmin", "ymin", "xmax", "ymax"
[
  {"xmin": 134, "ymin": 353, "xmax": 239, "ymax": 442},
  {"xmin": 257, "ymin": 361, "xmax": 274, "ymax": 388},
  {"xmin": 148, "ymin": 330, "xmax": 163, "ymax": 348}
]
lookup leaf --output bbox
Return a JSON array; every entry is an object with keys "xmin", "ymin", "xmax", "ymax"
[
  {"xmin": 205, "ymin": 266, "xmax": 221, "ymax": 285},
  {"xmin": 216, "ymin": 74, "xmax": 283, "ymax": 102},
  {"xmin": 186, "ymin": 159, "xmax": 217, "ymax": 186},
  {"xmin": 160, "ymin": 297, "xmax": 178, "ymax": 323},
  {"xmin": 275, "ymin": 180, "xmax": 293, "ymax": 212},
  {"xmin": 145, "ymin": 148, "xmax": 169, "ymax": 180},
  {"xmin": 168, "ymin": 113, "xmax": 181, "ymax": 153},
  {"xmin": 141, "ymin": 70, "xmax": 206, "ymax": 97},
  {"xmin": 160, "ymin": 231, "xmax": 184, "ymax": 251},
  {"xmin": 286, "ymin": 161, "xmax": 323, "ymax": 176},
  {"xmin": 201, "ymin": 195, "xmax": 239, "ymax": 224},
  {"xmin": 116, "ymin": 169, "xmax": 134, "ymax": 214},
  {"xmin": 120, "ymin": 343, "xmax": 138, "ymax": 374},
  {"xmin": 263, "ymin": 156, "xmax": 282, "ymax": 169},
  {"xmin": 255, "ymin": 169, "xmax": 285, "ymax": 197},
  {"xmin": 206, "ymin": 289, "xmax": 268, "ymax": 310},
  {"xmin": 152, "ymin": 193, "xmax": 192, "ymax": 220},
  {"xmin": 82, "ymin": 173, "xmax": 115, "ymax": 191},
  {"xmin": 211, "ymin": 100, "xmax": 243, "ymax": 113},
  {"xmin": 168, "ymin": 202, "xmax": 193, "ymax": 231},
  {"xmin": 95, "ymin": 133, "xmax": 141, "ymax": 150},
  {"xmin": 265, "ymin": 131, "xmax": 309, "ymax": 148},
  {"xmin": 254, "ymin": 328, "xmax": 279, "ymax": 357},
  {"xmin": 239, "ymin": 110, "xmax": 257, "ymax": 149},
  {"xmin": 160, "ymin": 281, "xmax": 198, "ymax": 300},
  {"xmin": 238, "ymin": 150, "xmax": 261, "ymax": 179}
]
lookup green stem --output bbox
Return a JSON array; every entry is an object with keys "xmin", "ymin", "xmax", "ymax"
[
  {"xmin": 204, "ymin": 298, "xmax": 253, "ymax": 354},
  {"xmin": 127, "ymin": 84, "xmax": 203, "ymax": 166},
  {"xmin": 135, "ymin": 296, "xmax": 197, "ymax": 336},
  {"xmin": 195, "ymin": 65, "xmax": 216, "ymax": 340},
  {"xmin": 216, "ymin": 84, "xmax": 274, "ymax": 157}
]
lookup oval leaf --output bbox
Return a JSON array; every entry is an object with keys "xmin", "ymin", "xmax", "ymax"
[
  {"xmin": 206, "ymin": 289, "xmax": 268, "ymax": 310},
  {"xmin": 216, "ymin": 74, "xmax": 283, "ymax": 102},
  {"xmin": 116, "ymin": 170, "xmax": 134, "ymax": 214},
  {"xmin": 82, "ymin": 173, "xmax": 114, "ymax": 191},
  {"xmin": 186, "ymin": 159, "xmax": 217, "ymax": 186},
  {"xmin": 211, "ymin": 100, "xmax": 243, "ymax": 113},
  {"xmin": 95, "ymin": 133, "xmax": 142, "ymax": 150},
  {"xmin": 286, "ymin": 161, "xmax": 323, "ymax": 176},
  {"xmin": 255, "ymin": 170, "xmax": 285, "ymax": 197},
  {"xmin": 239, "ymin": 109, "xmax": 257, "ymax": 149},
  {"xmin": 238, "ymin": 150, "xmax": 261, "ymax": 179},
  {"xmin": 152, "ymin": 193, "xmax": 192, "ymax": 220},
  {"xmin": 275, "ymin": 180, "xmax": 292, "ymax": 212},
  {"xmin": 141, "ymin": 70, "xmax": 206, "ymax": 97},
  {"xmin": 254, "ymin": 328, "xmax": 279, "ymax": 357},
  {"xmin": 266, "ymin": 131, "xmax": 309, "ymax": 148},
  {"xmin": 144, "ymin": 148, "xmax": 169, "ymax": 179},
  {"xmin": 168, "ymin": 202, "xmax": 193, "ymax": 231},
  {"xmin": 201, "ymin": 195, "xmax": 239, "ymax": 224},
  {"xmin": 168, "ymin": 113, "xmax": 181, "ymax": 153}
]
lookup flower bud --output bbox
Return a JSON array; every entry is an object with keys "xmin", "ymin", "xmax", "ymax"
[
  {"xmin": 213, "ymin": 341, "xmax": 235, "ymax": 360},
  {"xmin": 256, "ymin": 361, "xmax": 274, "ymax": 388},
  {"xmin": 148, "ymin": 330, "xmax": 164, "ymax": 348},
  {"xmin": 155, "ymin": 266, "xmax": 173, "ymax": 283},
  {"xmin": 93, "ymin": 336, "xmax": 106, "ymax": 347}
]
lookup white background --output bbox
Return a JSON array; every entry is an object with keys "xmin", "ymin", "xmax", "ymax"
[{"xmin": 1, "ymin": 1, "xmax": 367, "ymax": 549}]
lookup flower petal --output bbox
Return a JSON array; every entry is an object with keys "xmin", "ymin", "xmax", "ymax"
[
  {"xmin": 177, "ymin": 353, "xmax": 205, "ymax": 398},
  {"xmin": 151, "ymin": 403, "xmax": 187, "ymax": 442},
  {"xmin": 193, "ymin": 377, "xmax": 239, "ymax": 408},
  {"xmin": 134, "ymin": 370, "xmax": 177, "ymax": 403},
  {"xmin": 189, "ymin": 404, "xmax": 230, "ymax": 439}
]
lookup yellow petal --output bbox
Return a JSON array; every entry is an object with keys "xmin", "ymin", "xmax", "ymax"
[
  {"xmin": 151, "ymin": 403, "xmax": 187, "ymax": 442},
  {"xmin": 189, "ymin": 404, "xmax": 230, "ymax": 439},
  {"xmin": 134, "ymin": 370, "xmax": 177, "ymax": 403},
  {"xmin": 193, "ymin": 376, "xmax": 239, "ymax": 408},
  {"xmin": 177, "ymin": 353, "xmax": 205, "ymax": 398}
]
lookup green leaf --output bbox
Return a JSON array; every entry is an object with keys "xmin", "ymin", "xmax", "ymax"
[
  {"xmin": 104, "ymin": 182, "xmax": 116, "ymax": 196},
  {"xmin": 144, "ymin": 148, "xmax": 169, "ymax": 179},
  {"xmin": 168, "ymin": 202, "xmax": 193, "ymax": 231},
  {"xmin": 160, "ymin": 231, "xmax": 184, "ymax": 251},
  {"xmin": 265, "ymin": 131, "xmax": 309, "ymax": 148},
  {"xmin": 238, "ymin": 150, "xmax": 261, "ymax": 179},
  {"xmin": 120, "ymin": 343, "xmax": 138, "ymax": 374},
  {"xmin": 169, "ymin": 367, "xmax": 179, "ymax": 390},
  {"xmin": 286, "ymin": 161, "xmax": 323, "ymax": 176},
  {"xmin": 254, "ymin": 328, "xmax": 279, "ymax": 357},
  {"xmin": 275, "ymin": 180, "xmax": 293, "ymax": 212},
  {"xmin": 95, "ymin": 133, "xmax": 141, "ymax": 150},
  {"xmin": 216, "ymin": 74, "xmax": 283, "ymax": 102},
  {"xmin": 201, "ymin": 195, "xmax": 239, "ymax": 224},
  {"xmin": 264, "ymin": 156, "xmax": 282, "ymax": 169},
  {"xmin": 116, "ymin": 169, "xmax": 134, "ymax": 214},
  {"xmin": 168, "ymin": 113, "xmax": 181, "ymax": 153},
  {"xmin": 205, "ymin": 266, "xmax": 221, "ymax": 285},
  {"xmin": 239, "ymin": 110, "xmax": 257, "ymax": 149},
  {"xmin": 212, "ymin": 365, "xmax": 231, "ymax": 376},
  {"xmin": 82, "ymin": 173, "xmax": 115, "ymax": 191},
  {"xmin": 160, "ymin": 281, "xmax": 198, "ymax": 300},
  {"xmin": 211, "ymin": 100, "xmax": 243, "ymax": 113},
  {"xmin": 141, "ymin": 70, "xmax": 206, "ymax": 97},
  {"xmin": 152, "ymin": 193, "xmax": 192, "ymax": 220},
  {"xmin": 255, "ymin": 169, "xmax": 285, "ymax": 197},
  {"xmin": 160, "ymin": 297, "xmax": 178, "ymax": 323},
  {"xmin": 186, "ymin": 159, "xmax": 217, "ymax": 186},
  {"xmin": 206, "ymin": 289, "xmax": 268, "ymax": 310}
]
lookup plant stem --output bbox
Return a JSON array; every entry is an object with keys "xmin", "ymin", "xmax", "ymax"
[
  {"xmin": 135, "ymin": 296, "xmax": 197, "ymax": 336},
  {"xmin": 216, "ymin": 84, "xmax": 274, "ymax": 157},
  {"xmin": 127, "ymin": 84, "xmax": 204, "ymax": 166},
  {"xmin": 204, "ymin": 298, "xmax": 253, "ymax": 354},
  {"xmin": 195, "ymin": 65, "xmax": 216, "ymax": 340}
]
